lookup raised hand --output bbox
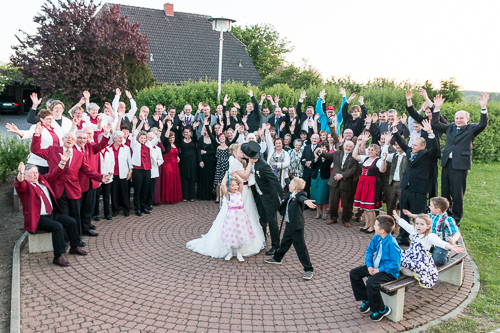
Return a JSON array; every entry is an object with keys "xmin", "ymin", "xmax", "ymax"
[
  {"xmin": 193, "ymin": 121, "xmax": 200, "ymax": 129},
  {"xmin": 372, "ymin": 113, "xmax": 378, "ymax": 123},
  {"xmin": 115, "ymin": 88, "xmax": 121, "ymax": 96},
  {"xmin": 5, "ymin": 123, "xmax": 20, "ymax": 135},
  {"xmin": 392, "ymin": 210, "xmax": 400, "ymax": 221},
  {"xmin": 248, "ymin": 89, "xmax": 253, "ymax": 97},
  {"xmin": 401, "ymin": 113, "xmax": 407, "ymax": 124},
  {"xmin": 314, "ymin": 113, "xmax": 320, "ymax": 121},
  {"xmin": 339, "ymin": 87, "xmax": 346, "ymax": 97},
  {"xmin": 83, "ymin": 90, "xmax": 90, "ymax": 99},
  {"xmin": 78, "ymin": 97, "xmax": 87, "ymax": 105},
  {"xmin": 266, "ymin": 94, "xmax": 273, "ymax": 102},
  {"xmin": 280, "ymin": 121, "xmax": 286, "ymax": 131},
  {"xmin": 381, "ymin": 151, "xmax": 387, "ymax": 160},
  {"xmin": 421, "ymin": 119, "xmax": 432, "ymax": 132},
  {"xmin": 433, "ymin": 94, "xmax": 445, "ymax": 110},
  {"xmin": 18, "ymin": 162, "xmax": 25, "ymax": 174},
  {"xmin": 338, "ymin": 134, "xmax": 344, "ymax": 145},
  {"xmin": 233, "ymin": 102, "xmax": 240, "ymax": 109},
  {"xmin": 319, "ymin": 89, "xmax": 326, "ymax": 100},
  {"xmin": 361, "ymin": 133, "xmax": 371, "ymax": 143},
  {"xmin": 358, "ymin": 96, "xmax": 364, "ymax": 105},
  {"xmin": 125, "ymin": 90, "xmax": 132, "ymax": 99},
  {"xmin": 198, "ymin": 102, "xmax": 204, "ymax": 111},
  {"xmin": 479, "ymin": 92, "xmax": 490, "ymax": 109},
  {"xmin": 167, "ymin": 121, "xmax": 173, "ymax": 129},
  {"xmin": 261, "ymin": 93, "xmax": 267, "ymax": 102},
  {"xmin": 104, "ymin": 102, "xmax": 112, "ymax": 110},
  {"xmin": 419, "ymin": 88, "xmax": 429, "ymax": 99},
  {"xmin": 34, "ymin": 122, "xmax": 42, "ymax": 136},
  {"xmin": 392, "ymin": 114, "xmax": 400, "ymax": 128},
  {"xmin": 274, "ymin": 95, "xmax": 280, "ymax": 104},
  {"xmin": 348, "ymin": 93, "xmax": 356, "ymax": 102},
  {"xmin": 30, "ymin": 93, "xmax": 42, "ymax": 109},
  {"xmin": 59, "ymin": 149, "xmax": 72, "ymax": 163},
  {"xmin": 242, "ymin": 115, "xmax": 248, "ymax": 123},
  {"xmin": 224, "ymin": 94, "xmax": 230, "ymax": 104},
  {"xmin": 104, "ymin": 122, "xmax": 113, "ymax": 134},
  {"xmin": 383, "ymin": 132, "xmax": 393, "ymax": 144},
  {"xmin": 406, "ymin": 90, "xmax": 413, "ymax": 101},
  {"xmin": 132, "ymin": 116, "xmax": 138, "ymax": 126},
  {"xmin": 365, "ymin": 113, "xmax": 373, "ymax": 124},
  {"xmin": 300, "ymin": 90, "xmax": 307, "ymax": 100},
  {"xmin": 179, "ymin": 110, "xmax": 185, "ymax": 120},
  {"xmin": 98, "ymin": 115, "xmax": 103, "ymax": 124}
]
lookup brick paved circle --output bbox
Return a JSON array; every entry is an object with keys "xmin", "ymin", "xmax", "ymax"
[{"xmin": 20, "ymin": 201, "xmax": 474, "ymax": 332}]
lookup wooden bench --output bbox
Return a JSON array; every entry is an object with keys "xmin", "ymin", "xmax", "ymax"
[
  {"xmin": 28, "ymin": 230, "xmax": 53, "ymax": 253},
  {"xmin": 380, "ymin": 240, "xmax": 467, "ymax": 322}
]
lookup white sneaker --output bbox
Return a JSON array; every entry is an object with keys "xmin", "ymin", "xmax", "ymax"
[
  {"xmin": 237, "ymin": 254, "xmax": 244, "ymax": 262},
  {"xmin": 225, "ymin": 253, "xmax": 232, "ymax": 261}
]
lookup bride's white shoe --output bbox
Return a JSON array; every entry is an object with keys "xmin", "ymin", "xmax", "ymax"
[
  {"xmin": 225, "ymin": 253, "xmax": 233, "ymax": 261},
  {"xmin": 237, "ymin": 254, "xmax": 244, "ymax": 262}
]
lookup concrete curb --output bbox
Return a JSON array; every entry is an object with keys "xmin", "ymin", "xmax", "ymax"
[
  {"xmin": 10, "ymin": 231, "xmax": 27, "ymax": 333},
  {"xmin": 405, "ymin": 254, "xmax": 481, "ymax": 332}
]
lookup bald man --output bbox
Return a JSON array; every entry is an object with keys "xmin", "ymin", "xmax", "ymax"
[
  {"xmin": 431, "ymin": 94, "xmax": 489, "ymax": 226},
  {"xmin": 392, "ymin": 117, "xmax": 440, "ymax": 245}
]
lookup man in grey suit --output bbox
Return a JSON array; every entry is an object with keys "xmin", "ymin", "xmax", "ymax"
[
  {"xmin": 193, "ymin": 103, "xmax": 218, "ymax": 136},
  {"xmin": 431, "ymin": 93, "xmax": 489, "ymax": 226}
]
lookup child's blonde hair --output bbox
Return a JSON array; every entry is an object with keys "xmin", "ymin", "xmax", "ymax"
[
  {"xmin": 228, "ymin": 177, "xmax": 239, "ymax": 187},
  {"xmin": 415, "ymin": 214, "xmax": 432, "ymax": 236},
  {"xmin": 291, "ymin": 177, "xmax": 306, "ymax": 191}
]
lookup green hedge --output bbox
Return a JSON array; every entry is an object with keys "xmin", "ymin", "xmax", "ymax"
[
  {"xmin": 134, "ymin": 80, "xmax": 499, "ymax": 163},
  {"xmin": 0, "ymin": 135, "xmax": 30, "ymax": 182}
]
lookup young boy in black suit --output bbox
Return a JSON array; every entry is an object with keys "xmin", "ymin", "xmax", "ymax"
[{"xmin": 265, "ymin": 174, "xmax": 317, "ymax": 280}]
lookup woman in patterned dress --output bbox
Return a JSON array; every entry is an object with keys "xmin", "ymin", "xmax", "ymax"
[
  {"xmin": 265, "ymin": 127, "xmax": 290, "ymax": 188},
  {"xmin": 288, "ymin": 139, "xmax": 304, "ymax": 179},
  {"xmin": 352, "ymin": 133, "xmax": 387, "ymax": 233}
]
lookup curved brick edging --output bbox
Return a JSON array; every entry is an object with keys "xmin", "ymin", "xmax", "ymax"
[
  {"xmin": 10, "ymin": 231, "xmax": 27, "ymax": 333},
  {"xmin": 18, "ymin": 202, "xmax": 476, "ymax": 332}
]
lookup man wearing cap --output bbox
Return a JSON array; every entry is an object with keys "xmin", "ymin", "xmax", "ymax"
[{"xmin": 241, "ymin": 141, "xmax": 285, "ymax": 256}]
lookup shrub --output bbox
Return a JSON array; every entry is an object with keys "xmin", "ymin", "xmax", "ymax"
[{"xmin": 0, "ymin": 135, "xmax": 30, "ymax": 182}]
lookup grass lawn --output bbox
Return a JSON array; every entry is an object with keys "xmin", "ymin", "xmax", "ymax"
[{"xmin": 426, "ymin": 163, "xmax": 500, "ymax": 332}]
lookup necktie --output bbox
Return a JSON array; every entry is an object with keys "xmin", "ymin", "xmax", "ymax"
[
  {"xmin": 456, "ymin": 128, "xmax": 460, "ymax": 134},
  {"xmin": 373, "ymin": 241, "xmax": 383, "ymax": 269},
  {"xmin": 36, "ymin": 185, "xmax": 53, "ymax": 214},
  {"xmin": 276, "ymin": 118, "xmax": 280, "ymax": 136},
  {"xmin": 409, "ymin": 153, "xmax": 416, "ymax": 162},
  {"xmin": 186, "ymin": 117, "xmax": 190, "ymax": 125}
]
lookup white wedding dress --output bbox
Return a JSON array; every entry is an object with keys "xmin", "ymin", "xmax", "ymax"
[{"xmin": 186, "ymin": 157, "xmax": 265, "ymax": 258}]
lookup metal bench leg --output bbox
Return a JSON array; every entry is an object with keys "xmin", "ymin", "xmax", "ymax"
[
  {"xmin": 28, "ymin": 233, "xmax": 53, "ymax": 253},
  {"xmin": 381, "ymin": 288, "xmax": 405, "ymax": 322},
  {"xmin": 438, "ymin": 261, "xmax": 463, "ymax": 286}
]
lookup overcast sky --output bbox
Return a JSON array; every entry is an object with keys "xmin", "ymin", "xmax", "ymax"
[{"xmin": 1, "ymin": 0, "xmax": 498, "ymax": 92}]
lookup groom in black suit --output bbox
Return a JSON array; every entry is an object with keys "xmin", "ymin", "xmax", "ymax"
[{"xmin": 242, "ymin": 141, "xmax": 285, "ymax": 256}]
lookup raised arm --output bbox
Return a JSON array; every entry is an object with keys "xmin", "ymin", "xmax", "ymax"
[
  {"xmin": 430, "ymin": 94, "xmax": 449, "ymax": 133},
  {"xmin": 26, "ymin": 93, "xmax": 42, "ymax": 124}
]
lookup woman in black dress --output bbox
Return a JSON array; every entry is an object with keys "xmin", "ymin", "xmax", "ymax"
[
  {"xmin": 178, "ymin": 124, "xmax": 198, "ymax": 201},
  {"xmin": 197, "ymin": 122, "xmax": 216, "ymax": 200}
]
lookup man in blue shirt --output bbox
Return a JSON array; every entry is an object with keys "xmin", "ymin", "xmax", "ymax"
[{"xmin": 350, "ymin": 215, "xmax": 402, "ymax": 321}]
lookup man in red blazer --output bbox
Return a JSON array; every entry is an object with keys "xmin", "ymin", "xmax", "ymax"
[
  {"xmin": 30, "ymin": 123, "xmax": 111, "ymax": 245},
  {"xmin": 75, "ymin": 124, "xmax": 112, "ymax": 237},
  {"xmin": 14, "ymin": 155, "xmax": 88, "ymax": 267}
]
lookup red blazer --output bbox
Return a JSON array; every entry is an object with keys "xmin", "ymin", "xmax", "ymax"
[
  {"xmin": 78, "ymin": 136, "xmax": 110, "ymax": 191},
  {"xmin": 31, "ymin": 135, "xmax": 104, "ymax": 199},
  {"xmin": 15, "ymin": 166, "xmax": 65, "ymax": 233}
]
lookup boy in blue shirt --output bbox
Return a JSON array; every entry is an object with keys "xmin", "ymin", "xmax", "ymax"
[{"xmin": 350, "ymin": 215, "xmax": 402, "ymax": 321}]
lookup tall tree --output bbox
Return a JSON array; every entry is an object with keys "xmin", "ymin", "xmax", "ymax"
[
  {"xmin": 231, "ymin": 23, "xmax": 293, "ymax": 79},
  {"xmin": 11, "ymin": 0, "xmax": 153, "ymax": 101}
]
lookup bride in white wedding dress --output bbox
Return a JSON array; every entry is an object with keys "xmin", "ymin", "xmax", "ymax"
[{"xmin": 186, "ymin": 144, "xmax": 265, "ymax": 258}]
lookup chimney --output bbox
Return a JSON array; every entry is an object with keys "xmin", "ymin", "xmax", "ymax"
[{"xmin": 164, "ymin": 3, "xmax": 174, "ymax": 16}]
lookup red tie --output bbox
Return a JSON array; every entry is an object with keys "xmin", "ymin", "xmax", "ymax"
[{"xmin": 37, "ymin": 185, "xmax": 53, "ymax": 214}]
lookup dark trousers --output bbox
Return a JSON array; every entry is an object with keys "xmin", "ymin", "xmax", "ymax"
[
  {"xmin": 94, "ymin": 183, "xmax": 111, "ymax": 217},
  {"xmin": 181, "ymin": 179, "xmax": 195, "ymax": 200},
  {"xmin": 429, "ymin": 160, "xmax": 439, "ymax": 200},
  {"xmin": 57, "ymin": 191, "xmax": 82, "ymax": 239},
  {"xmin": 111, "ymin": 175, "xmax": 130, "ymax": 214},
  {"xmin": 329, "ymin": 184, "xmax": 354, "ymax": 222},
  {"xmin": 79, "ymin": 184, "xmax": 93, "ymax": 233},
  {"xmin": 442, "ymin": 160, "xmax": 468, "ymax": 223},
  {"xmin": 386, "ymin": 181, "xmax": 402, "ymax": 217},
  {"xmin": 399, "ymin": 189, "xmax": 427, "ymax": 240},
  {"xmin": 251, "ymin": 186, "xmax": 280, "ymax": 249},
  {"xmin": 146, "ymin": 177, "xmax": 157, "ymax": 208},
  {"xmin": 38, "ymin": 213, "xmax": 80, "ymax": 259},
  {"xmin": 274, "ymin": 224, "xmax": 313, "ymax": 272},
  {"xmin": 132, "ymin": 169, "xmax": 151, "ymax": 211},
  {"xmin": 303, "ymin": 174, "xmax": 312, "ymax": 199},
  {"xmin": 350, "ymin": 265, "xmax": 396, "ymax": 313}
]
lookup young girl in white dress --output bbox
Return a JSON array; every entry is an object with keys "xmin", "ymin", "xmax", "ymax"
[
  {"xmin": 186, "ymin": 144, "xmax": 265, "ymax": 258},
  {"xmin": 221, "ymin": 172, "xmax": 256, "ymax": 262}
]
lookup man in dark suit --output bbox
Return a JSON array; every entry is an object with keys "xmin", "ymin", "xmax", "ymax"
[
  {"xmin": 431, "ymin": 93, "xmax": 489, "ymax": 226},
  {"xmin": 238, "ymin": 90, "xmax": 260, "ymax": 132},
  {"xmin": 393, "ymin": 117, "xmax": 440, "ymax": 245},
  {"xmin": 268, "ymin": 106, "xmax": 286, "ymax": 138},
  {"xmin": 30, "ymin": 124, "xmax": 111, "ymax": 244},
  {"xmin": 300, "ymin": 133, "xmax": 320, "ymax": 199},
  {"xmin": 265, "ymin": 175, "xmax": 316, "ymax": 280},
  {"xmin": 242, "ymin": 141, "xmax": 285, "ymax": 256},
  {"xmin": 318, "ymin": 140, "xmax": 358, "ymax": 227},
  {"xmin": 14, "ymin": 156, "xmax": 88, "ymax": 267},
  {"xmin": 370, "ymin": 109, "xmax": 410, "ymax": 144}
]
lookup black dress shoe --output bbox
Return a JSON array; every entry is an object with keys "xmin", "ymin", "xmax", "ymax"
[
  {"xmin": 265, "ymin": 248, "xmax": 276, "ymax": 256},
  {"xmin": 364, "ymin": 229, "xmax": 375, "ymax": 234},
  {"xmin": 135, "ymin": 210, "xmax": 142, "ymax": 217},
  {"xmin": 89, "ymin": 224, "xmax": 96, "ymax": 230},
  {"xmin": 53, "ymin": 257, "xmax": 70, "ymax": 267},
  {"xmin": 124, "ymin": 211, "xmax": 130, "ymax": 217},
  {"xmin": 79, "ymin": 241, "xmax": 86, "ymax": 247},
  {"xmin": 112, "ymin": 211, "xmax": 119, "ymax": 217},
  {"xmin": 83, "ymin": 230, "xmax": 99, "ymax": 237},
  {"xmin": 105, "ymin": 215, "xmax": 112, "ymax": 220},
  {"xmin": 148, "ymin": 205, "xmax": 153, "ymax": 211},
  {"xmin": 142, "ymin": 209, "xmax": 151, "ymax": 214},
  {"xmin": 93, "ymin": 215, "xmax": 100, "ymax": 221}
]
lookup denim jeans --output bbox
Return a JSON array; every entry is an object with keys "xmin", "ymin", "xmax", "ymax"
[{"xmin": 431, "ymin": 247, "xmax": 449, "ymax": 266}]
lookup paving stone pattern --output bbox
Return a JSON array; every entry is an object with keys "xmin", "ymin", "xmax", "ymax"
[{"xmin": 20, "ymin": 201, "xmax": 474, "ymax": 333}]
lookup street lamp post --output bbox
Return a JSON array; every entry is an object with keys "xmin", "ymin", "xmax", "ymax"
[{"xmin": 209, "ymin": 17, "xmax": 236, "ymax": 102}]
